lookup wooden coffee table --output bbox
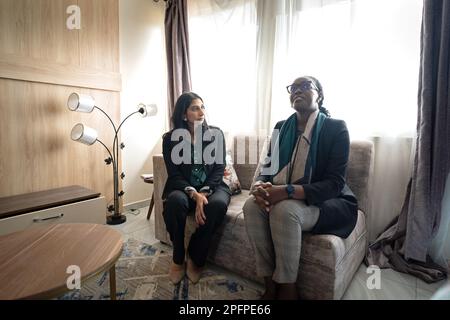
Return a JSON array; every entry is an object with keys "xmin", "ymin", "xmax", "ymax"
[{"xmin": 0, "ymin": 223, "xmax": 123, "ymax": 300}]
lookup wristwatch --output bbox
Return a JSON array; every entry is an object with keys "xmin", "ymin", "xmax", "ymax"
[{"xmin": 285, "ymin": 184, "xmax": 295, "ymax": 199}]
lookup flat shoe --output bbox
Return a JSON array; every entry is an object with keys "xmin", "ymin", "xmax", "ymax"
[
  {"xmin": 186, "ymin": 257, "xmax": 203, "ymax": 284},
  {"xmin": 169, "ymin": 262, "xmax": 185, "ymax": 284}
]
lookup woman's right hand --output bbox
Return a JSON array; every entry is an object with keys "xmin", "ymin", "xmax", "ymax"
[{"xmin": 192, "ymin": 192, "xmax": 208, "ymax": 226}]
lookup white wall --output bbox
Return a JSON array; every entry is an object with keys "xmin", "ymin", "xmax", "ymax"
[{"xmin": 119, "ymin": 0, "xmax": 168, "ymax": 206}]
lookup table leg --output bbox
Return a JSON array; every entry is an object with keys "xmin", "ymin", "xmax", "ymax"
[
  {"xmin": 146, "ymin": 193, "xmax": 155, "ymax": 220},
  {"xmin": 109, "ymin": 265, "xmax": 117, "ymax": 300}
]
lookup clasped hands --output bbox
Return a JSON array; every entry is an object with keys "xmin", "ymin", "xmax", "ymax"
[{"xmin": 250, "ymin": 181, "xmax": 289, "ymax": 213}]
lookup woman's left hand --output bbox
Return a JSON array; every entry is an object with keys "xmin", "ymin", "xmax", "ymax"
[{"xmin": 193, "ymin": 192, "xmax": 208, "ymax": 226}]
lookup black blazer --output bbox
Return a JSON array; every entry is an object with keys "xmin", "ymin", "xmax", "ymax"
[
  {"xmin": 162, "ymin": 125, "xmax": 231, "ymax": 200},
  {"xmin": 256, "ymin": 117, "xmax": 358, "ymax": 238}
]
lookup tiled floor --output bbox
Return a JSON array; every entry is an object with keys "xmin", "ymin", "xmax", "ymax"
[
  {"xmin": 111, "ymin": 206, "xmax": 448, "ymax": 300},
  {"xmin": 109, "ymin": 206, "xmax": 159, "ymax": 245}
]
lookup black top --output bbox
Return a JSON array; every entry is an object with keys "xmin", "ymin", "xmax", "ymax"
[
  {"xmin": 162, "ymin": 125, "xmax": 231, "ymax": 200},
  {"xmin": 256, "ymin": 118, "xmax": 358, "ymax": 238}
]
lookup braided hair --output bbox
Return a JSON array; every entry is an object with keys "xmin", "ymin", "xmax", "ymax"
[{"xmin": 304, "ymin": 76, "xmax": 331, "ymax": 117}]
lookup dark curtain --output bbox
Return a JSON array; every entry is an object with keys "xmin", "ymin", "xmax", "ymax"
[
  {"xmin": 366, "ymin": 0, "xmax": 450, "ymax": 283},
  {"xmin": 165, "ymin": 0, "xmax": 192, "ymax": 128}
]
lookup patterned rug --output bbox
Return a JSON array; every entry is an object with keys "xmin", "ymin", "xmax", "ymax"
[{"xmin": 58, "ymin": 238, "xmax": 263, "ymax": 300}]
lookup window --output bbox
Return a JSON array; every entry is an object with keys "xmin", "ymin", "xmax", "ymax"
[
  {"xmin": 188, "ymin": 0, "xmax": 423, "ymax": 139},
  {"xmin": 188, "ymin": 0, "xmax": 258, "ymax": 134}
]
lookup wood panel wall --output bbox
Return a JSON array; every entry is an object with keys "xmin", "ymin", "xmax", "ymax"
[{"xmin": 0, "ymin": 0, "xmax": 122, "ymax": 211}]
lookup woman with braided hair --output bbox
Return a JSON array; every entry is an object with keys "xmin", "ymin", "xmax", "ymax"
[{"xmin": 243, "ymin": 76, "xmax": 358, "ymax": 300}]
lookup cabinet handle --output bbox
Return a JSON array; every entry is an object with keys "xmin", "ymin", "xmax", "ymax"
[{"xmin": 33, "ymin": 214, "xmax": 64, "ymax": 222}]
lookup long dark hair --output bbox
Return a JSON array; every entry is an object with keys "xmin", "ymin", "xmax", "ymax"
[
  {"xmin": 171, "ymin": 92, "xmax": 208, "ymax": 130},
  {"xmin": 304, "ymin": 76, "xmax": 331, "ymax": 117}
]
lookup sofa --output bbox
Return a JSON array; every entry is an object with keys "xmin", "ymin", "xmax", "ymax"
[{"xmin": 153, "ymin": 135, "xmax": 374, "ymax": 300}]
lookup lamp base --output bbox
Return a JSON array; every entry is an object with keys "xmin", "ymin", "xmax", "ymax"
[{"xmin": 107, "ymin": 214, "xmax": 127, "ymax": 225}]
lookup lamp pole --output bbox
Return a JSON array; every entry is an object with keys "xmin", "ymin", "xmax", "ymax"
[
  {"xmin": 94, "ymin": 106, "xmax": 145, "ymax": 225},
  {"xmin": 68, "ymin": 92, "xmax": 156, "ymax": 226}
]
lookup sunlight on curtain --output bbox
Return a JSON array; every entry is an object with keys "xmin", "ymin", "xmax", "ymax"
[
  {"xmin": 188, "ymin": 0, "xmax": 258, "ymax": 135},
  {"xmin": 270, "ymin": 0, "xmax": 423, "ymax": 139}
]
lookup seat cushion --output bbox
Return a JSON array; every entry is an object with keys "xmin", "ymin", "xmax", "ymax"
[
  {"xmin": 225, "ymin": 190, "xmax": 250, "ymax": 219},
  {"xmin": 206, "ymin": 191, "xmax": 262, "ymax": 282}
]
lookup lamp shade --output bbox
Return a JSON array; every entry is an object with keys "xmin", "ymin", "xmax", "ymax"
[
  {"xmin": 67, "ymin": 93, "xmax": 96, "ymax": 113},
  {"xmin": 70, "ymin": 123, "xmax": 98, "ymax": 145},
  {"xmin": 137, "ymin": 103, "xmax": 158, "ymax": 117}
]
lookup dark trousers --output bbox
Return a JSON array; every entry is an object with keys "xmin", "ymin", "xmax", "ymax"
[{"xmin": 163, "ymin": 188, "xmax": 230, "ymax": 267}]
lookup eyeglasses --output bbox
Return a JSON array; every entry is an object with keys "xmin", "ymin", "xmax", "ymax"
[{"xmin": 286, "ymin": 81, "xmax": 318, "ymax": 94}]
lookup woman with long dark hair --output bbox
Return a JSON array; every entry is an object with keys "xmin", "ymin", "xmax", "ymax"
[{"xmin": 162, "ymin": 92, "xmax": 231, "ymax": 284}]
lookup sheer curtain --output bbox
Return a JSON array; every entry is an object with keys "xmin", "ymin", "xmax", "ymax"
[
  {"xmin": 188, "ymin": 0, "xmax": 258, "ymax": 135},
  {"xmin": 269, "ymin": 0, "xmax": 422, "ymax": 138},
  {"xmin": 188, "ymin": 0, "xmax": 424, "ymax": 241}
]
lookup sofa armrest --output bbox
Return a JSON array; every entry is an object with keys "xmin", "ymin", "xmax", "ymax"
[
  {"xmin": 347, "ymin": 140, "xmax": 374, "ymax": 218},
  {"xmin": 152, "ymin": 154, "xmax": 170, "ymax": 243}
]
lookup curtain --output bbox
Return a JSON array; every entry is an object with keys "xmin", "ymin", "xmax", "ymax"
[
  {"xmin": 255, "ymin": 0, "xmax": 277, "ymax": 134},
  {"xmin": 269, "ymin": 0, "xmax": 421, "ymax": 137},
  {"xmin": 366, "ymin": 0, "xmax": 450, "ymax": 282},
  {"xmin": 165, "ymin": 0, "xmax": 192, "ymax": 125},
  {"xmin": 188, "ymin": 0, "xmax": 258, "ymax": 135},
  {"xmin": 407, "ymin": 0, "xmax": 450, "ymax": 261}
]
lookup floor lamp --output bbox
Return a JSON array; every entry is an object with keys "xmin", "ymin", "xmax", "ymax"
[{"xmin": 68, "ymin": 93, "xmax": 157, "ymax": 225}]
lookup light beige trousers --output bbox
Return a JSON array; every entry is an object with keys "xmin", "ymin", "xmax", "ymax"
[{"xmin": 243, "ymin": 197, "xmax": 319, "ymax": 283}]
